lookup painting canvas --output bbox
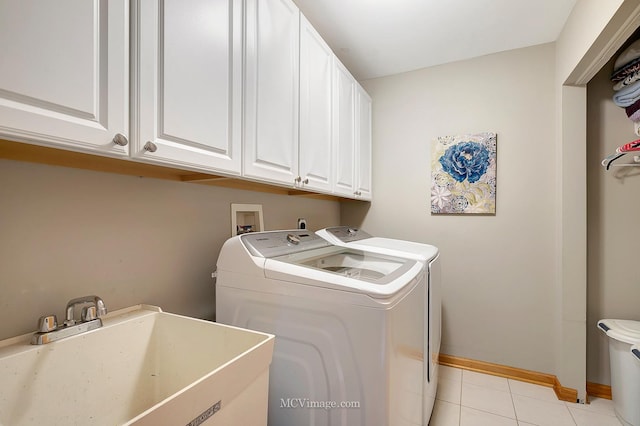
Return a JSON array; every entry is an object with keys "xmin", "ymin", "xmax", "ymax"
[{"xmin": 431, "ymin": 132, "xmax": 497, "ymax": 214}]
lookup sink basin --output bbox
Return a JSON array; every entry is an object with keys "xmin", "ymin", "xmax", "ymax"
[{"xmin": 0, "ymin": 305, "xmax": 274, "ymax": 426}]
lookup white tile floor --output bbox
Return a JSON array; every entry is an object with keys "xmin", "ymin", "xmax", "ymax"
[{"xmin": 429, "ymin": 366, "xmax": 622, "ymax": 426}]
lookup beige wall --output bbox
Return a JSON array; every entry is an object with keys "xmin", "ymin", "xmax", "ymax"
[
  {"xmin": 0, "ymin": 159, "xmax": 340, "ymax": 341},
  {"xmin": 343, "ymin": 43, "xmax": 558, "ymax": 374},
  {"xmin": 555, "ymin": 0, "xmax": 625, "ymax": 84},
  {"xmin": 587, "ymin": 54, "xmax": 640, "ymax": 385},
  {"xmin": 343, "ymin": 0, "xmax": 640, "ymax": 395}
]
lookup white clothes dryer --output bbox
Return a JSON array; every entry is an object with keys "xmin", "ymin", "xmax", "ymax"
[
  {"xmin": 216, "ymin": 230, "xmax": 427, "ymax": 426},
  {"xmin": 316, "ymin": 226, "xmax": 441, "ymax": 423}
]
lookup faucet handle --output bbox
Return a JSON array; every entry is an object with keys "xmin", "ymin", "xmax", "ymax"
[
  {"xmin": 81, "ymin": 306, "xmax": 97, "ymax": 322},
  {"xmin": 94, "ymin": 298, "xmax": 107, "ymax": 318},
  {"xmin": 37, "ymin": 315, "xmax": 58, "ymax": 332}
]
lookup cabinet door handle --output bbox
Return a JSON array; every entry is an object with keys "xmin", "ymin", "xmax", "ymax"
[
  {"xmin": 112, "ymin": 133, "xmax": 129, "ymax": 147},
  {"xmin": 294, "ymin": 176, "xmax": 301, "ymax": 183},
  {"xmin": 302, "ymin": 178, "xmax": 309, "ymax": 185},
  {"xmin": 143, "ymin": 141, "xmax": 158, "ymax": 153}
]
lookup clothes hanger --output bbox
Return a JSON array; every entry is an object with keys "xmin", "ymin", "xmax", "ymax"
[
  {"xmin": 602, "ymin": 152, "xmax": 626, "ymax": 170},
  {"xmin": 602, "ymin": 138, "xmax": 640, "ymax": 169},
  {"xmin": 616, "ymin": 138, "xmax": 640, "ymax": 153}
]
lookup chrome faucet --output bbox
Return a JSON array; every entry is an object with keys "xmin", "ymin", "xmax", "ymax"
[
  {"xmin": 31, "ymin": 295, "xmax": 107, "ymax": 345},
  {"xmin": 64, "ymin": 295, "xmax": 107, "ymax": 326}
]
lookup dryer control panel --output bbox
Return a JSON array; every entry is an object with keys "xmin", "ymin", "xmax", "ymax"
[
  {"xmin": 323, "ymin": 226, "xmax": 373, "ymax": 243},
  {"xmin": 241, "ymin": 230, "xmax": 330, "ymax": 258}
]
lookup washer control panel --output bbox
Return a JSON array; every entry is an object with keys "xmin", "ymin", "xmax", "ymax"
[{"xmin": 241, "ymin": 230, "xmax": 330, "ymax": 258}]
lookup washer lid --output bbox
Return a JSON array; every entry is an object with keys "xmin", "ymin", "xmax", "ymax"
[
  {"xmin": 280, "ymin": 247, "xmax": 412, "ymax": 282},
  {"xmin": 265, "ymin": 245, "xmax": 422, "ymax": 298},
  {"xmin": 598, "ymin": 319, "xmax": 640, "ymax": 344}
]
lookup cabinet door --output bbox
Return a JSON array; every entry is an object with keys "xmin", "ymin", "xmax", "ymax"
[
  {"xmin": 244, "ymin": 0, "xmax": 300, "ymax": 185},
  {"xmin": 298, "ymin": 14, "xmax": 333, "ymax": 193},
  {"xmin": 356, "ymin": 85, "xmax": 372, "ymax": 200},
  {"xmin": 132, "ymin": 0, "xmax": 242, "ymax": 174},
  {"xmin": 0, "ymin": 0, "xmax": 128, "ymax": 156},
  {"xmin": 333, "ymin": 60, "xmax": 356, "ymax": 197}
]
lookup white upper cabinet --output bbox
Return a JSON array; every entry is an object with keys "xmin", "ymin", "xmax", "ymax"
[
  {"xmin": 333, "ymin": 61, "xmax": 373, "ymax": 200},
  {"xmin": 131, "ymin": 0, "xmax": 242, "ymax": 174},
  {"xmin": 243, "ymin": 0, "xmax": 300, "ymax": 185},
  {"xmin": 333, "ymin": 60, "xmax": 357, "ymax": 198},
  {"xmin": 0, "ymin": 0, "xmax": 129, "ymax": 156},
  {"xmin": 0, "ymin": 0, "xmax": 371, "ymax": 199},
  {"xmin": 298, "ymin": 14, "xmax": 333, "ymax": 193},
  {"xmin": 355, "ymin": 85, "xmax": 372, "ymax": 200}
]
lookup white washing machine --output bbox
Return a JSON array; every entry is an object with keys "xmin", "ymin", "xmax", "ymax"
[
  {"xmin": 216, "ymin": 230, "xmax": 427, "ymax": 426},
  {"xmin": 316, "ymin": 226, "xmax": 441, "ymax": 423}
]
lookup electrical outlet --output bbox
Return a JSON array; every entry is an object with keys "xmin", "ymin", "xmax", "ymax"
[{"xmin": 297, "ymin": 218, "xmax": 307, "ymax": 230}]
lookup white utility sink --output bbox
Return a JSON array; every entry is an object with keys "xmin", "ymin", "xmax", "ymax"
[{"xmin": 0, "ymin": 305, "xmax": 274, "ymax": 426}]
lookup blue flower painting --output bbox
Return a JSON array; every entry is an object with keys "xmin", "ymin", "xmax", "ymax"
[
  {"xmin": 431, "ymin": 132, "xmax": 496, "ymax": 214},
  {"xmin": 439, "ymin": 142, "xmax": 490, "ymax": 183}
]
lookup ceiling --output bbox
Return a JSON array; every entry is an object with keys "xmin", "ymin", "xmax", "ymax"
[{"xmin": 293, "ymin": 0, "xmax": 577, "ymax": 81}]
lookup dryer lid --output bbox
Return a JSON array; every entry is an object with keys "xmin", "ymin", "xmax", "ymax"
[{"xmin": 317, "ymin": 227, "xmax": 439, "ymax": 261}]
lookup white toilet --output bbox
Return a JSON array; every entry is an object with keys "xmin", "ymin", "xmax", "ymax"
[{"xmin": 598, "ymin": 319, "xmax": 640, "ymax": 426}]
